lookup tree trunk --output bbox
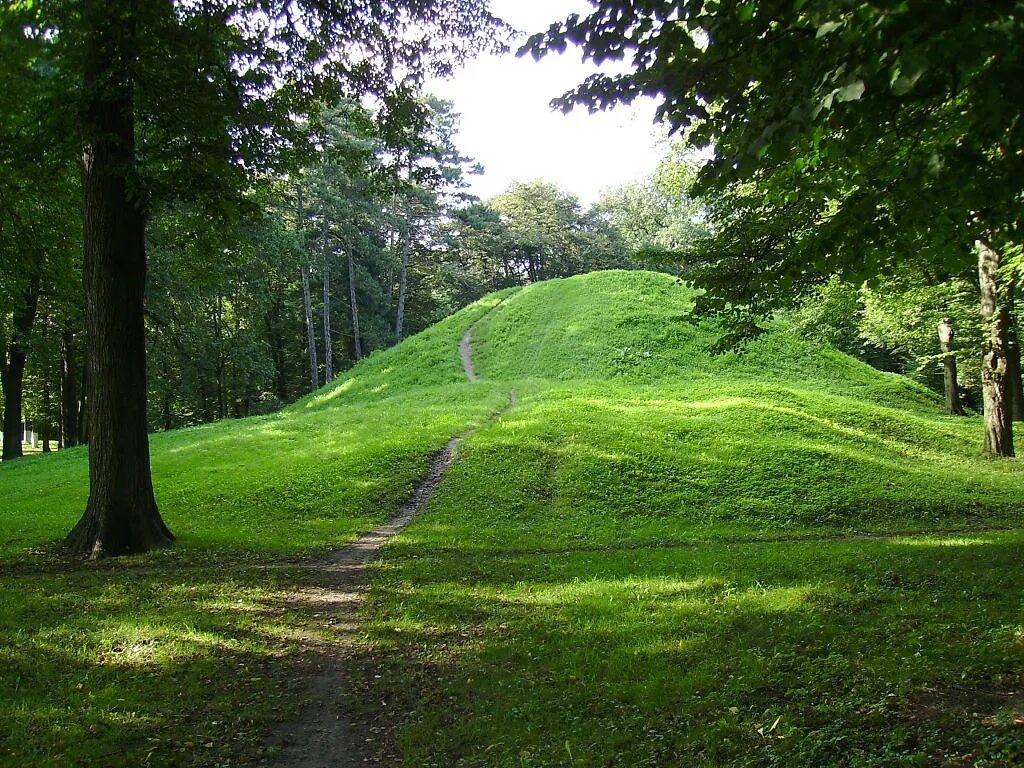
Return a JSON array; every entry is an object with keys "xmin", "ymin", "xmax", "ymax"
[
  {"xmin": 976, "ymin": 238, "xmax": 1014, "ymax": 457},
  {"xmin": 1, "ymin": 276, "xmax": 40, "ymax": 461},
  {"xmin": 348, "ymin": 250, "xmax": 362, "ymax": 362},
  {"xmin": 61, "ymin": 327, "xmax": 79, "ymax": 448},
  {"xmin": 937, "ymin": 320, "xmax": 963, "ymax": 416},
  {"xmin": 394, "ymin": 238, "xmax": 411, "ymax": 342},
  {"xmin": 1006, "ymin": 305, "xmax": 1024, "ymax": 422},
  {"xmin": 322, "ymin": 245, "xmax": 333, "ymax": 382},
  {"xmin": 215, "ymin": 295, "xmax": 226, "ymax": 420},
  {"xmin": 301, "ymin": 265, "xmax": 319, "ymax": 392},
  {"xmin": 268, "ymin": 285, "xmax": 289, "ymax": 402},
  {"xmin": 41, "ymin": 378, "xmax": 52, "ymax": 453},
  {"xmin": 65, "ymin": 2, "xmax": 173, "ymax": 556}
]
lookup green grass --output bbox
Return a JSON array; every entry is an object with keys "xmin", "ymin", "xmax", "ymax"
[
  {"xmin": 0, "ymin": 292, "xmax": 510, "ymax": 765},
  {"xmin": 2, "ymin": 271, "xmax": 1022, "ymax": 766}
]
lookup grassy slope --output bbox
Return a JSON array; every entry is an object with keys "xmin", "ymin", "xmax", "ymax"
[
  {"xmin": 2, "ymin": 271, "xmax": 1022, "ymax": 766},
  {"xmin": 362, "ymin": 271, "xmax": 1024, "ymax": 767},
  {"xmin": 0, "ymin": 292, "xmax": 511, "ymax": 766}
]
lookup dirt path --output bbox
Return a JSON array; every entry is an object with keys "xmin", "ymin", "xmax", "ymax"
[{"xmin": 266, "ymin": 315, "xmax": 513, "ymax": 767}]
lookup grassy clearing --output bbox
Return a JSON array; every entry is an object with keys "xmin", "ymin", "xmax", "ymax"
[{"xmin": 2, "ymin": 271, "xmax": 1022, "ymax": 766}]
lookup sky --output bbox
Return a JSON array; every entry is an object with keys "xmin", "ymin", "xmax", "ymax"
[{"xmin": 428, "ymin": 0, "xmax": 667, "ymax": 207}]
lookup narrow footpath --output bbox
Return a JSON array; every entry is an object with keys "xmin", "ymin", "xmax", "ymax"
[{"xmin": 267, "ymin": 310, "xmax": 514, "ymax": 767}]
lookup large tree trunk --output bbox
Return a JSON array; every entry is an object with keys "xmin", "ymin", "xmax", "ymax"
[
  {"xmin": 976, "ymin": 238, "xmax": 1014, "ymax": 457},
  {"xmin": 348, "ymin": 250, "xmax": 362, "ymax": 362},
  {"xmin": 61, "ymin": 327, "xmax": 79, "ymax": 448},
  {"xmin": 322, "ymin": 245, "xmax": 333, "ymax": 382},
  {"xmin": 66, "ymin": 2, "xmax": 173, "ymax": 556},
  {"xmin": 1, "ymin": 276, "xmax": 40, "ymax": 461},
  {"xmin": 937, "ymin": 320, "xmax": 963, "ymax": 416},
  {"xmin": 301, "ymin": 265, "xmax": 319, "ymax": 392},
  {"xmin": 394, "ymin": 237, "xmax": 411, "ymax": 342}
]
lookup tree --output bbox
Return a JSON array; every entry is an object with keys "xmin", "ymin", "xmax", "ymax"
[
  {"xmin": 595, "ymin": 147, "xmax": 707, "ymax": 269},
  {"xmin": 383, "ymin": 96, "xmax": 479, "ymax": 342},
  {"xmin": 490, "ymin": 181, "xmax": 628, "ymax": 282},
  {"xmin": 0, "ymin": 8, "xmax": 79, "ymax": 461},
  {"xmin": 530, "ymin": 1, "xmax": 1024, "ymax": 456},
  {"xmin": 11, "ymin": 0, "xmax": 503, "ymax": 556}
]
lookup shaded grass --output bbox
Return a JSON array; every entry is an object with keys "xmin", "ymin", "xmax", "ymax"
[{"xmin": 366, "ymin": 530, "xmax": 1024, "ymax": 767}]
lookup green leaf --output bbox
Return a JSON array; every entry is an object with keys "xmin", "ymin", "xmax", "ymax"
[
  {"xmin": 836, "ymin": 80, "xmax": 865, "ymax": 102},
  {"xmin": 816, "ymin": 21, "xmax": 842, "ymax": 38}
]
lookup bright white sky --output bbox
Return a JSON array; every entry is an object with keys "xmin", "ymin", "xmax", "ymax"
[{"xmin": 428, "ymin": 0, "xmax": 667, "ymax": 207}]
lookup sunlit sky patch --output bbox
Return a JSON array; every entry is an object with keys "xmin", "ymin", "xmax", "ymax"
[{"xmin": 428, "ymin": 0, "xmax": 667, "ymax": 206}]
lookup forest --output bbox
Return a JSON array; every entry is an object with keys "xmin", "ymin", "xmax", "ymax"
[{"xmin": 1, "ymin": 2, "xmax": 1023, "ymax": 767}]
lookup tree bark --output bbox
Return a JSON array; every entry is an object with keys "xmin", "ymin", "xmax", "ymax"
[
  {"xmin": 937, "ymin": 320, "xmax": 963, "ymax": 416},
  {"xmin": 268, "ymin": 285, "xmax": 289, "ymax": 402},
  {"xmin": 61, "ymin": 327, "xmax": 79, "ymax": 448},
  {"xmin": 348, "ymin": 250, "xmax": 362, "ymax": 362},
  {"xmin": 301, "ymin": 264, "xmax": 319, "ymax": 392},
  {"xmin": 1, "ymin": 276, "xmax": 40, "ymax": 461},
  {"xmin": 976, "ymin": 238, "xmax": 1015, "ymax": 457},
  {"xmin": 65, "ymin": 1, "xmax": 173, "ymax": 556},
  {"xmin": 322, "ymin": 244, "xmax": 333, "ymax": 382}
]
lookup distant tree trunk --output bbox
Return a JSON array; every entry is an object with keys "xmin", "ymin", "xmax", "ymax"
[
  {"xmin": 66, "ymin": 2, "xmax": 174, "ymax": 556},
  {"xmin": 41, "ymin": 378, "xmax": 52, "ymax": 453},
  {"xmin": 1005, "ymin": 296, "xmax": 1024, "ymax": 422},
  {"xmin": 394, "ymin": 236, "xmax": 411, "ymax": 342},
  {"xmin": 322, "ymin": 245, "xmax": 333, "ymax": 382},
  {"xmin": 348, "ymin": 250, "xmax": 363, "ymax": 361},
  {"xmin": 937, "ymin": 320, "xmax": 963, "ymax": 416},
  {"xmin": 61, "ymin": 327, "xmax": 79, "ymax": 448},
  {"xmin": 301, "ymin": 264, "xmax": 319, "ymax": 392},
  {"xmin": 215, "ymin": 295, "xmax": 226, "ymax": 420},
  {"xmin": 267, "ymin": 285, "xmax": 289, "ymax": 402},
  {"xmin": 1, "ymin": 276, "xmax": 40, "ymax": 461},
  {"xmin": 78, "ymin": 364, "xmax": 88, "ymax": 445},
  {"xmin": 976, "ymin": 238, "xmax": 1014, "ymax": 457}
]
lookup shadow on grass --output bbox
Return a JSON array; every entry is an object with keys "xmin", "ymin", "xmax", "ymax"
[
  {"xmin": 0, "ymin": 566, "xmax": 330, "ymax": 768},
  {"xmin": 358, "ymin": 532, "xmax": 1024, "ymax": 767}
]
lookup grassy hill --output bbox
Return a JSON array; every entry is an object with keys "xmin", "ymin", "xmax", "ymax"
[{"xmin": 2, "ymin": 270, "xmax": 1022, "ymax": 767}]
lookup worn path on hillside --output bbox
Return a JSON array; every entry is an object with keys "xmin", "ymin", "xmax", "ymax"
[{"xmin": 265, "ymin": 306, "xmax": 515, "ymax": 768}]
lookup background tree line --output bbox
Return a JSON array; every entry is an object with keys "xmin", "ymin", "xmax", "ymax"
[{"xmin": 1, "ymin": 83, "xmax": 703, "ymax": 458}]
